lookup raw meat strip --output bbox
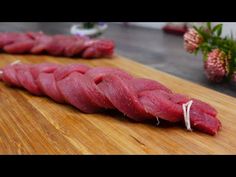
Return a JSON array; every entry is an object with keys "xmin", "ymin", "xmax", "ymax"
[
  {"xmin": 3, "ymin": 40, "xmax": 35, "ymax": 54},
  {"xmin": 0, "ymin": 62, "xmax": 221, "ymax": 135},
  {"xmin": 36, "ymin": 73, "xmax": 64, "ymax": 103},
  {"xmin": 0, "ymin": 32, "xmax": 115, "ymax": 58},
  {"xmin": 0, "ymin": 33, "xmax": 31, "ymax": 48},
  {"xmin": 30, "ymin": 63, "xmax": 60, "ymax": 79}
]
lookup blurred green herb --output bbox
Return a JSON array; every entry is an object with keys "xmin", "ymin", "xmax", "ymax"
[{"xmin": 82, "ymin": 22, "xmax": 97, "ymax": 29}]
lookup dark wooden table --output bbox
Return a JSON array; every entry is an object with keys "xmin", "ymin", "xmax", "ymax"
[{"xmin": 0, "ymin": 22, "xmax": 235, "ymax": 97}]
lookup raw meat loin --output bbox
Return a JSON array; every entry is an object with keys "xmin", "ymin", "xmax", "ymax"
[
  {"xmin": 0, "ymin": 32, "xmax": 32, "ymax": 48},
  {"xmin": 0, "ymin": 32, "xmax": 115, "ymax": 58},
  {"xmin": 0, "ymin": 62, "xmax": 221, "ymax": 135},
  {"xmin": 36, "ymin": 73, "xmax": 64, "ymax": 103}
]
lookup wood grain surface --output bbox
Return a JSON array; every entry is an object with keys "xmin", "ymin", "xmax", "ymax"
[{"xmin": 0, "ymin": 54, "xmax": 236, "ymax": 154}]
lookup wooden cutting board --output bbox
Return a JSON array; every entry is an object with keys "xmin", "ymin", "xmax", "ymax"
[{"xmin": 0, "ymin": 53, "xmax": 236, "ymax": 154}]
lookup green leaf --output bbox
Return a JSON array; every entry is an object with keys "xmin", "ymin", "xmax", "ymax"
[
  {"xmin": 192, "ymin": 26, "xmax": 207, "ymax": 41},
  {"xmin": 194, "ymin": 47, "xmax": 200, "ymax": 56},
  {"xmin": 212, "ymin": 24, "xmax": 223, "ymax": 36},
  {"xmin": 193, "ymin": 26, "xmax": 203, "ymax": 35},
  {"xmin": 217, "ymin": 26, "xmax": 222, "ymax": 36},
  {"xmin": 207, "ymin": 22, "xmax": 212, "ymax": 30},
  {"xmin": 193, "ymin": 26, "xmax": 199, "ymax": 31}
]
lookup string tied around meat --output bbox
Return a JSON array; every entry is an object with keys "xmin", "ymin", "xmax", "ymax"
[
  {"xmin": 156, "ymin": 117, "xmax": 160, "ymax": 126},
  {"xmin": 182, "ymin": 100, "xmax": 193, "ymax": 131},
  {"xmin": 10, "ymin": 60, "xmax": 21, "ymax": 65}
]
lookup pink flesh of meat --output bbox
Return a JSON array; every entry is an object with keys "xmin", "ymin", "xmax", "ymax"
[
  {"xmin": 82, "ymin": 46, "xmax": 101, "ymax": 58},
  {"xmin": 31, "ymin": 35, "xmax": 52, "ymax": 54},
  {"xmin": 27, "ymin": 32, "xmax": 53, "ymax": 54},
  {"xmin": 30, "ymin": 63, "xmax": 60, "ymax": 80},
  {"xmin": 0, "ymin": 33, "xmax": 30, "ymax": 48},
  {"xmin": 36, "ymin": 73, "xmax": 64, "ymax": 103},
  {"xmin": 138, "ymin": 89, "xmax": 221, "ymax": 134},
  {"xmin": 94, "ymin": 39, "xmax": 114, "ymax": 56},
  {"xmin": 1, "ymin": 33, "xmax": 35, "ymax": 54},
  {"xmin": 0, "ymin": 62, "xmax": 221, "ymax": 135},
  {"xmin": 1, "ymin": 65, "xmax": 21, "ymax": 86},
  {"xmin": 131, "ymin": 78, "xmax": 172, "ymax": 94},
  {"xmin": 31, "ymin": 43, "xmax": 49, "ymax": 54},
  {"xmin": 57, "ymin": 72, "xmax": 101, "ymax": 113},
  {"xmin": 85, "ymin": 67, "xmax": 135, "ymax": 109},
  {"xmin": 15, "ymin": 65, "xmax": 42, "ymax": 95},
  {"xmin": 98, "ymin": 74, "xmax": 152, "ymax": 121},
  {"xmin": 0, "ymin": 32, "xmax": 115, "ymax": 58},
  {"xmin": 46, "ymin": 35, "xmax": 83, "ymax": 56},
  {"xmin": 54, "ymin": 64, "xmax": 90, "ymax": 81},
  {"xmin": 3, "ymin": 40, "xmax": 35, "ymax": 54},
  {"xmin": 82, "ymin": 39, "xmax": 114, "ymax": 58},
  {"xmin": 190, "ymin": 110, "xmax": 221, "ymax": 135},
  {"xmin": 64, "ymin": 39, "xmax": 86, "ymax": 57},
  {"xmin": 191, "ymin": 98, "xmax": 217, "ymax": 116},
  {"xmin": 138, "ymin": 90, "xmax": 183, "ymax": 122},
  {"xmin": 26, "ymin": 32, "xmax": 44, "ymax": 39},
  {"xmin": 46, "ymin": 37, "xmax": 65, "ymax": 56},
  {"xmin": 85, "ymin": 67, "xmax": 133, "ymax": 84},
  {"xmin": 0, "ymin": 33, "xmax": 17, "ymax": 48}
]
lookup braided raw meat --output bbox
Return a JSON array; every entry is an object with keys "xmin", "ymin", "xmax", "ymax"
[
  {"xmin": 0, "ymin": 62, "xmax": 221, "ymax": 135},
  {"xmin": 0, "ymin": 32, "xmax": 114, "ymax": 58}
]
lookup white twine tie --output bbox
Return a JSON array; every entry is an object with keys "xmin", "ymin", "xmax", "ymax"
[
  {"xmin": 156, "ymin": 117, "xmax": 160, "ymax": 126},
  {"xmin": 182, "ymin": 100, "xmax": 193, "ymax": 131},
  {"xmin": 10, "ymin": 60, "xmax": 21, "ymax": 65}
]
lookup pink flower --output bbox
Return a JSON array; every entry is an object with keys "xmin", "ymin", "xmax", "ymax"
[
  {"xmin": 204, "ymin": 49, "xmax": 229, "ymax": 83},
  {"xmin": 184, "ymin": 28, "xmax": 203, "ymax": 53}
]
